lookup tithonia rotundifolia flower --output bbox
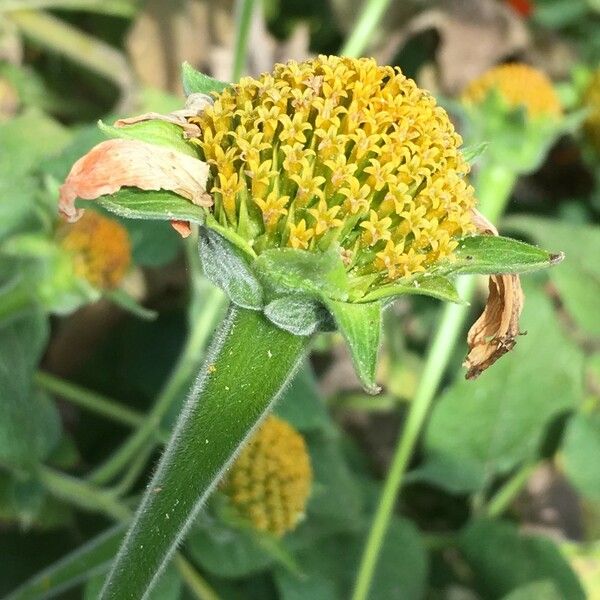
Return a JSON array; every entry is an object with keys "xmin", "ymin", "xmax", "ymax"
[
  {"xmin": 462, "ymin": 62, "xmax": 562, "ymax": 118},
  {"xmin": 58, "ymin": 210, "xmax": 131, "ymax": 289},
  {"xmin": 221, "ymin": 415, "xmax": 312, "ymax": 537}
]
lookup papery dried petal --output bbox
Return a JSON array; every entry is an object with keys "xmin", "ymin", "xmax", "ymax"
[
  {"xmin": 463, "ymin": 209, "xmax": 524, "ymax": 378},
  {"xmin": 59, "ymin": 139, "xmax": 212, "ymax": 222},
  {"xmin": 464, "ymin": 272, "xmax": 524, "ymax": 379}
]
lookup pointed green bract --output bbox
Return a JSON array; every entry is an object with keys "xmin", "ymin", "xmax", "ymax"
[
  {"xmin": 324, "ymin": 299, "xmax": 382, "ymax": 394},
  {"xmin": 446, "ymin": 235, "xmax": 563, "ymax": 275},
  {"xmin": 358, "ymin": 275, "xmax": 463, "ymax": 304},
  {"xmin": 98, "ymin": 120, "xmax": 199, "ymax": 157},
  {"xmin": 198, "ymin": 227, "xmax": 263, "ymax": 310},
  {"xmin": 105, "ymin": 289, "xmax": 158, "ymax": 321},
  {"xmin": 94, "ymin": 188, "xmax": 206, "ymax": 224},
  {"xmin": 263, "ymin": 296, "xmax": 331, "ymax": 336},
  {"xmin": 255, "ymin": 247, "xmax": 350, "ymax": 302},
  {"xmin": 181, "ymin": 62, "xmax": 229, "ymax": 96}
]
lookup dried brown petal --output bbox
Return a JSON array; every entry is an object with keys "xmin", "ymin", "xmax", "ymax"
[
  {"xmin": 59, "ymin": 138, "xmax": 212, "ymax": 222},
  {"xmin": 463, "ymin": 208, "xmax": 524, "ymax": 379},
  {"xmin": 463, "ymin": 272, "xmax": 524, "ymax": 379}
]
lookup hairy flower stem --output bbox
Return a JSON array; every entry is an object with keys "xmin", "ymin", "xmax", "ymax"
[
  {"xmin": 101, "ymin": 307, "xmax": 306, "ymax": 599},
  {"xmin": 352, "ymin": 162, "xmax": 517, "ymax": 600},
  {"xmin": 88, "ymin": 281, "xmax": 225, "ymax": 486},
  {"xmin": 340, "ymin": 0, "xmax": 393, "ymax": 57}
]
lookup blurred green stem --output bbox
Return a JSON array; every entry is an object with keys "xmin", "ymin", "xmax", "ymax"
[
  {"xmin": 485, "ymin": 460, "xmax": 538, "ymax": 518},
  {"xmin": 88, "ymin": 236, "xmax": 226, "ymax": 486},
  {"xmin": 35, "ymin": 371, "xmax": 145, "ymax": 429},
  {"xmin": 340, "ymin": 0, "xmax": 392, "ymax": 57},
  {"xmin": 351, "ymin": 162, "xmax": 517, "ymax": 600},
  {"xmin": 231, "ymin": 0, "xmax": 256, "ymax": 81},
  {"xmin": 0, "ymin": 0, "xmax": 135, "ymax": 15},
  {"xmin": 37, "ymin": 467, "xmax": 219, "ymax": 599},
  {"xmin": 6, "ymin": 9, "xmax": 136, "ymax": 108}
]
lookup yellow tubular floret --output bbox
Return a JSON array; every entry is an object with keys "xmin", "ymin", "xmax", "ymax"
[
  {"xmin": 221, "ymin": 415, "xmax": 312, "ymax": 537},
  {"xmin": 189, "ymin": 55, "xmax": 476, "ymax": 284},
  {"xmin": 58, "ymin": 211, "xmax": 131, "ymax": 289},
  {"xmin": 462, "ymin": 63, "xmax": 563, "ymax": 118}
]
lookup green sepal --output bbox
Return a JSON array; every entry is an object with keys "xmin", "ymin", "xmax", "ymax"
[
  {"xmin": 324, "ymin": 299, "xmax": 382, "ymax": 394},
  {"xmin": 181, "ymin": 62, "xmax": 230, "ymax": 96},
  {"xmin": 92, "ymin": 188, "xmax": 206, "ymax": 225},
  {"xmin": 263, "ymin": 296, "xmax": 334, "ymax": 336},
  {"xmin": 198, "ymin": 226, "xmax": 263, "ymax": 310},
  {"xmin": 98, "ymin": 120, "xmax": 199, "ymax": 157},
  {"xmin": 254, "ymin": 247, "xmax": 350, "ymax": 302},
  {"xmin": 461, "ymin": 141, "xmax": 489, "ymax": 165},
  {"xmin": 357, "ymin": 274, "xmax": 464, "ymax": 304},
  {"xmin": 105, "ymin": 289, "xmax": 158, "ymax": 321},
  {"xmin": 443, "ymin": 235, "xmax": 564, "ymax": 275}
]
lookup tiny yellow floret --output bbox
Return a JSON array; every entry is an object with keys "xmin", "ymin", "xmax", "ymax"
[
  {"xmin": 462, "ymin": 63, "xmax": 563, "ymax": 118},
  {"xmin": 191, "ymin": 55, "xmax": 475, "ymax": 286},
  {"xmin": 583, "ymin": 68, "xmax": 600, "ymax": 153},
  {"xmin": 58, "ymin": 211, "xmax": 131, "ymax": 289},
  {"xmin": 221, "ymin": 415, "xmax": 312, "ymax": 537}
]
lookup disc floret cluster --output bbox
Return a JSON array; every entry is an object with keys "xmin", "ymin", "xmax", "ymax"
[
  {"xmin": 190, "ymin": 55, "xmax": 475, "ymax": 286},
  {"xmin": 58, "ymin": 210, "xmax": 131, "ymax": 289},
  {"xmin": 462, "ymin": 63, "xmax": 563, "ymax": 118},
  {"xmin": 221, "ymin": 416, "xmax": 312, "ymax": 537}
]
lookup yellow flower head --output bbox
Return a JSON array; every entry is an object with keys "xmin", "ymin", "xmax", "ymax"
[
  {"xmin": 221, "ymin": 415, "xmax": 312, "ymax": 537},
  {"xmin": 583, "ymin": 68, "xmax": 600, "ymax": 153},
  {"xmin": 58, "ymin": 211, "xmax": 131, "ymax": 289},
  {"xmin": 462, "ymin": 63, "xmax": 563, "ymax": 118},
  {"xmin": 190, "ymin": 55, "xmax": 475, "ymax": 284}
]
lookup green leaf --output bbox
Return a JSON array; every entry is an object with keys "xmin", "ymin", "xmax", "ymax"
[
  {"xmin": 358, "ymin": 275, "xmax": 463, "ymax": 304},
  {"xmin": 274, "ymin": 365, "xmax": 330, "ymax": 433},
  {"xmin": 460, "ymin": 520, "xmax": 585, "ymax": 599},
  {"xmin": 181, "ymin": 62, "xmax": 229, "ymax": 96},
  {"xmin": 500, "ymin": 580, "xmax": 563, "ymax": 600},
  {"xmin": 422, "ymin": 284, "xmax": 584, "ymax": 493},
  {"xmin": 94, "ymin": 188, "xmax": 206, "ymax": 224},
  {"xmin": 324, "ymin": 300, "xmax": 382, "ymax": 394},
  {"xmin": 461, "ymin": 141, "xmax": 489, "ymax": 164},
  {"xmin": 276, "ymin": 517, "xmax": 427, "ymax": 600},
  {"xmin": 504, "ymin": 216, "xmax": 600, "ymax": 337},
  {"xmin": 4, "ymin": 524, "xmax": 125, "ymax": 600},
  {"xmin": 445, "ymin": 235, "xmax": 563, "ymax": 276},
  {"xmin": 0, "ymin": 311, "xmax": 61, "ymax": 468},
  {"xmin": 255, "ymin": 247, "xmax": 350, "ymax": 302},
  {"xmin": 264, "ymin": 296, "xmax": 332, "ymax": 336},
  {"xmin": 105, "ymin": 289, "xmax": 158, "ymax": 321},
  {"xmin": 99, "ymin": 119, "xmax": 198, "ymax": 157},
  {"xmin": 198, "ymin": 227, "xmax": 263, "ymax": 310},
  {"xmin": 123, "ymin": 219, "xmax": 182, "ymax": 268},
  {"xmin": 562, "ymin": 412, "xmax": 600, "ymax": 503}
]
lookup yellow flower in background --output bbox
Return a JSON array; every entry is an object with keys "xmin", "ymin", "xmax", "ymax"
[
  {"xmin": 583, "ymin": 68, "xmax": 600, "ymax": 153},
  {"xmin": 58, "ymin": 211, "xmax": 131, "ymax": 289},
  {"xmin": 462, "ymin": 63, "xmax": 563, "ymax": 118},
  {"xmin": 190, "ymin": 55, "xmax": 475, "ymax": 285},
  {"xmin": 221, "ymin": 415, "xmax": 312, "ymax": 537}
]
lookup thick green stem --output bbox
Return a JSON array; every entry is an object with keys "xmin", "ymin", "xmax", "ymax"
[
  {"xmin": 340, "ymin": 0, "xmax": 393, "ymax": 57},
  {"xmin": 35, "ymin": 371, "xmax": 145, "ymax": 429},
  {"xmin": 351, "ymin": 163, "xmax": 517, "ymax": 600},
  {"xmin": 88, "ymin": 283, "xmax": 225, "ymax": 485},
  {"xmin": 231, "ymin": 0, "xmax": 256, "ymax": 81},
  {"xmin": 100, "ymin": 307, "xmax": 306, "ymax": 599}
]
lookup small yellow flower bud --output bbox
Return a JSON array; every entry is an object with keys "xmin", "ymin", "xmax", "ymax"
[
  {"xmin": 221, "ymin": 415, "xmax": 312, "ymax": 537},
  {"xmin": 462, "ymin": 63, "xmax": 563, "ymax": 118},
  {"xmin": 58, "ymin": 211, "xmax": 131, "ymax": 289}
]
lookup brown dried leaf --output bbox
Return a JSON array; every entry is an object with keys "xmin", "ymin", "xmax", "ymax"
[
  {"xmin": 59, "ymin": 139, "xmax": 212, "ymax": 222},
  {"xmin": 463, "ymin": 208, "xmax": 524, "ymax": 379}
]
